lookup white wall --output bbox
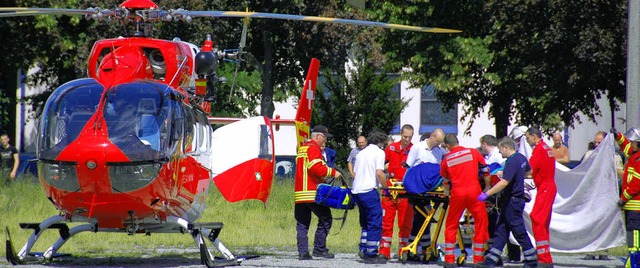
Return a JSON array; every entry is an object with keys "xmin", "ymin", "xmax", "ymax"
[
  {"xmin": 388, "ymin": 81, "xmax": 618, "ymax": 162},
  {"xmin": 567, "ymin": 98, "xmax": 626, "ymax": 161},
  {"xmin": 15, "ymin": 69, "xmax": 47, "ymax": 153},
  {"xmin": 392, "ymin": 81, "xmax": 497, "ymax": 148},
  {"xmin": 271, "ymin": 97, "xmax": 298, "ymax": 156}
]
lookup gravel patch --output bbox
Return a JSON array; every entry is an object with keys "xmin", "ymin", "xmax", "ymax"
[{"xmin": 1, "ymin": 250, "xmax": 626, "ymax": 268}]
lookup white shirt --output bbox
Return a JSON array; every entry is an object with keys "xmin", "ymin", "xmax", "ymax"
[
  {"xmin": 352, "ymin": 144, "xmax": 385, "ymax": 194},
  {"xmin": 485, "ymin": 146, "xmax": 505, "ymax": 165},
  {"xmin": 406, "ymin": 141, "xmax": 443, "ymax": 167}
]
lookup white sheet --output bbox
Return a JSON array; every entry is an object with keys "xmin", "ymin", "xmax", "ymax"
[{"xmin": 518, "ymin": 134, "xmax": 626, "ymax": 252}]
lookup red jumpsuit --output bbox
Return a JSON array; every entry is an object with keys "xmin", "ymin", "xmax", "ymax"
[
  {"xmin": 440, "ymin": 146, "xmax": 490, "ymax": 264},
  {"xmin": 528, "ymin": 139, "xmax": 556, "ymax": 264},
  {"xmin": 380, "ymin": 141, "xmax": 413, "ymax": 258}
]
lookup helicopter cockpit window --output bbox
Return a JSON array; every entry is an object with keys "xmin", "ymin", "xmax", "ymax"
[
  {"xmin": 104, "ymin": 81, "xmax": 173, "ymax": 161},
  {"xmin": 194, "ymin": 110, "xmax": 210, "ymax": 154},
  {"xmin": 183, "ymin": 105, "xmax": 196, "ymax": 153},
  {"xmin": 38, "ymin": 79, "xmax": 103, "ymax": 160}
]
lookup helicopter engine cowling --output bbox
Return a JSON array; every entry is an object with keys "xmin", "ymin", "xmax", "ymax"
[
  {"xmin": 148, "ymin": 49, "xmax": 166, "ymax": 76},
  {"xmin": 195, "ymin": 51, "xmax": 218, "ymax": 77}
]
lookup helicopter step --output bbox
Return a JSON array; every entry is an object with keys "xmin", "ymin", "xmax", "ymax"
[
  {"xmin": 189, "ymin": 222, "xmax": 224, "ymax": 242},
  {"xmin": 168, "ymin": 216, "xmax": 240, "ymax": 267}
]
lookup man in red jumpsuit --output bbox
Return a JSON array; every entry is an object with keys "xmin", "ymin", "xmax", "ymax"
[
  {"xmin": 525, "ymin": 127, "xmax": 556, "ymax": 266},
  {"xmin": 380, "ymin": 124, "xmax": 414, "ymax": 259},
  {"xmin": 294, "ymin": 125, "xmax": 342, "ymax": 260},
  {"xmin": 440, "ymin": 133, "xmax": 491, "ymax": 266}
]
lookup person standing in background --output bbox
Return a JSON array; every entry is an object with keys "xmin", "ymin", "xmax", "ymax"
[
  {"xmin": 321, "ymin": 144, "xmax": 337, "ymax": 168},
  {"xmin": 551, "ymin": 132, "xmax": 570, "ymax": 165},
  {"xmin": 348, "ymin": 135, "xmax": 367, "ymax": 177},
  {"xmin": 0, "ymin": 133, "xmax": 19, "ymax": 185},
  {"xmin": 481, "ymin": 134, "xmax": 505, "ymax": 166}
]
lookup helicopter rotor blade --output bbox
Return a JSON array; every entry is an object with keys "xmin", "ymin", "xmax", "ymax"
[
  {"xmin": 171, "ymin": 10, "xmax": 461, "ymax": 33},
  {"xmin": 0, "ymin": 7, "xmax": 93, "ymax": 17},
  {"xmin": 0, "ymin": 7, "xmax": 461, "ymax": 33},
  {"xmin": 228, "ymin": 15, "xmax": 249, "ymax": 102}
]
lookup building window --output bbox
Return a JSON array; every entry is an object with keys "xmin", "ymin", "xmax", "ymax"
[
  {"xmin": 390, "ymin": 82, "xmax": 402, "ymax": 134},
  {"xmin": 420, "ymin": 84, "xmax": 457, "ymax": 134}
]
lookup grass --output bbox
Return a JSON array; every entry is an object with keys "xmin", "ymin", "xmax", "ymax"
[
  {"xmin": 0, "ymin": 176, "xmax": 384, "ymax": 260},
  {"xmin": 1, "ymin": 176, "xmax": 627, "ymax": 263}
]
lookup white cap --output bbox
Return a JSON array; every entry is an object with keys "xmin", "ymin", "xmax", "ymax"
[{"xmin": 509, "ymin": 126, "xmax": 528, "ymax": 140}]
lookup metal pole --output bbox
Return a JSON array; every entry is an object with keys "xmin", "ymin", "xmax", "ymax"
[
  {"xmin": 18, "ymin": 69, "xmax": 25, "ymax": 152},
  {"xmin": 627, "ymin": 0, "xmax": 640, "ymax": 128}
]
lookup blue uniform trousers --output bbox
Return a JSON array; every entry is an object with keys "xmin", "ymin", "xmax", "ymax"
[
  {"xmin": 485, "ymin": 196, "xmax": 537, "ymax": 265},
  {"xmin": 354, "ymin": 189, "xmax": 383, "ymax": 257},
  {"xmin": 294, "ymin": 202, "xmax": 332, "ymax": 255}
]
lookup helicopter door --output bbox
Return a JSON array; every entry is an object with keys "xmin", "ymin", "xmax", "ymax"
[{"xmin": 210, "ymin": 116, "xmax": 275, "ymax": 203}]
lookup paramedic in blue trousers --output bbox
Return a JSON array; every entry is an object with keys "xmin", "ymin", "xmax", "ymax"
[
  {"xmin": 404, "ymin": 128, "xmax": 445, "ymax": 260},
  {"xmin": 612, "ymin": 127, "xmax": 640, "ymax": 268},
  {"xmin": 476, "ymin": 137, "xmax": 538, "ymax": 268},
  {"xmin": 481, "ymin": 134, "xmax": 523, "ymax": 263},
  {"xmin": 293, "ymin": 125, "xmax": 342, "ymax": 260},
  {"xmin": 352, "ymin": 129, "xmax": 389, "ymax": 264}
]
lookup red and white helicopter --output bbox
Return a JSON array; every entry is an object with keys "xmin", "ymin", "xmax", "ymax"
[{"xmin": 1, "ymin": 0, "xmax": 459, "ymax": 266}]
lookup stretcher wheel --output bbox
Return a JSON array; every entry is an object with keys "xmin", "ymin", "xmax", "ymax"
[
  {"xmin": 425, "ymin": 250, "xmax": 439, "ymax": 262},
  {"xmin": 456, "ymin": 252, "xmax": 467, "ymax": 266},
  {"xmin": 424, "ymin": 251, "xmax": 434, "ymax": 263},
  {"xmin": 400, "ymin": 251, "xmax": 408, "ymax": 263}
]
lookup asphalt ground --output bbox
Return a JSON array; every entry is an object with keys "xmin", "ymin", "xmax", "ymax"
[{"xmin": 1, "ymin": 250, "xmax": 626, "ymax": 267}]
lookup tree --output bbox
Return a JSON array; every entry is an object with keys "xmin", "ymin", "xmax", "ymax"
[
  {"xmin": 369, "ymin": 0, "xmax": 626, "ymax": 137},
  {"xmin": 219, "ymin": 0, "xmax": 368, "ymax": 118},
  {"xmin": 0, "ymin": 0, "xmax": 94, "ymax": 140},
  {"xmin": 313, "ymin": 57, "xmax": 408, "ymax": 166},
  {"xmin": 2, "ymin": 0, "xmax": 368, "ymax": 124}
]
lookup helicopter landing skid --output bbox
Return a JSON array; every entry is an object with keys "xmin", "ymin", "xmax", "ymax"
[
  {"xmin": 6, "ymin": 215, "xmax": 243, "ymax": 267},
  {"xmin": 6, "ymin": 226, "xmax": 19, "ymax": 265}
]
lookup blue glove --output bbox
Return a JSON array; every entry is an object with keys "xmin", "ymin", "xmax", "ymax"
[{"xmin": 478, "ymin": 192, "xmax": 489, "ymax": 202}]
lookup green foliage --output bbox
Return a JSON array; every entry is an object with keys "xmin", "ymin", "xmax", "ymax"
[
  {"xmin": 219, "ymin": 0, "xmax": 368, "ymax": 117},
  {"xmin": 0, "ymin": 90, "xmax": 10, "ymax": 132},
  {"xmin": 209, "ymin": 63, "xmax": 264, "ymax": 117},
  {"xmin": 1, "ymin": 0, "xmax": 367, "ymax": 120},
  {"xmin": 313, "ymin": 57, "xmax": 408, "ymax": 165},
  {"xmin": 369, "ymin": 0, "xmax": 626, "ymax": 137}
]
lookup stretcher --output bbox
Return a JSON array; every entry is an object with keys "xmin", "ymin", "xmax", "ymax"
[{"xmin": 386, "ymin": 185, "xmax": 469, "ymax": 265}]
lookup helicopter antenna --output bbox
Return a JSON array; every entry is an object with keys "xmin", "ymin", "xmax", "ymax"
[{"xmin": 228, "ymin": 10, "xmax": 249, "ymax": 102}]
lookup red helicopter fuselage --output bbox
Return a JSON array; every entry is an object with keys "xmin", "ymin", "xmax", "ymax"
[{"xmin": 36, "ymin": 37, "xmax": 214, "ymax": 229}]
